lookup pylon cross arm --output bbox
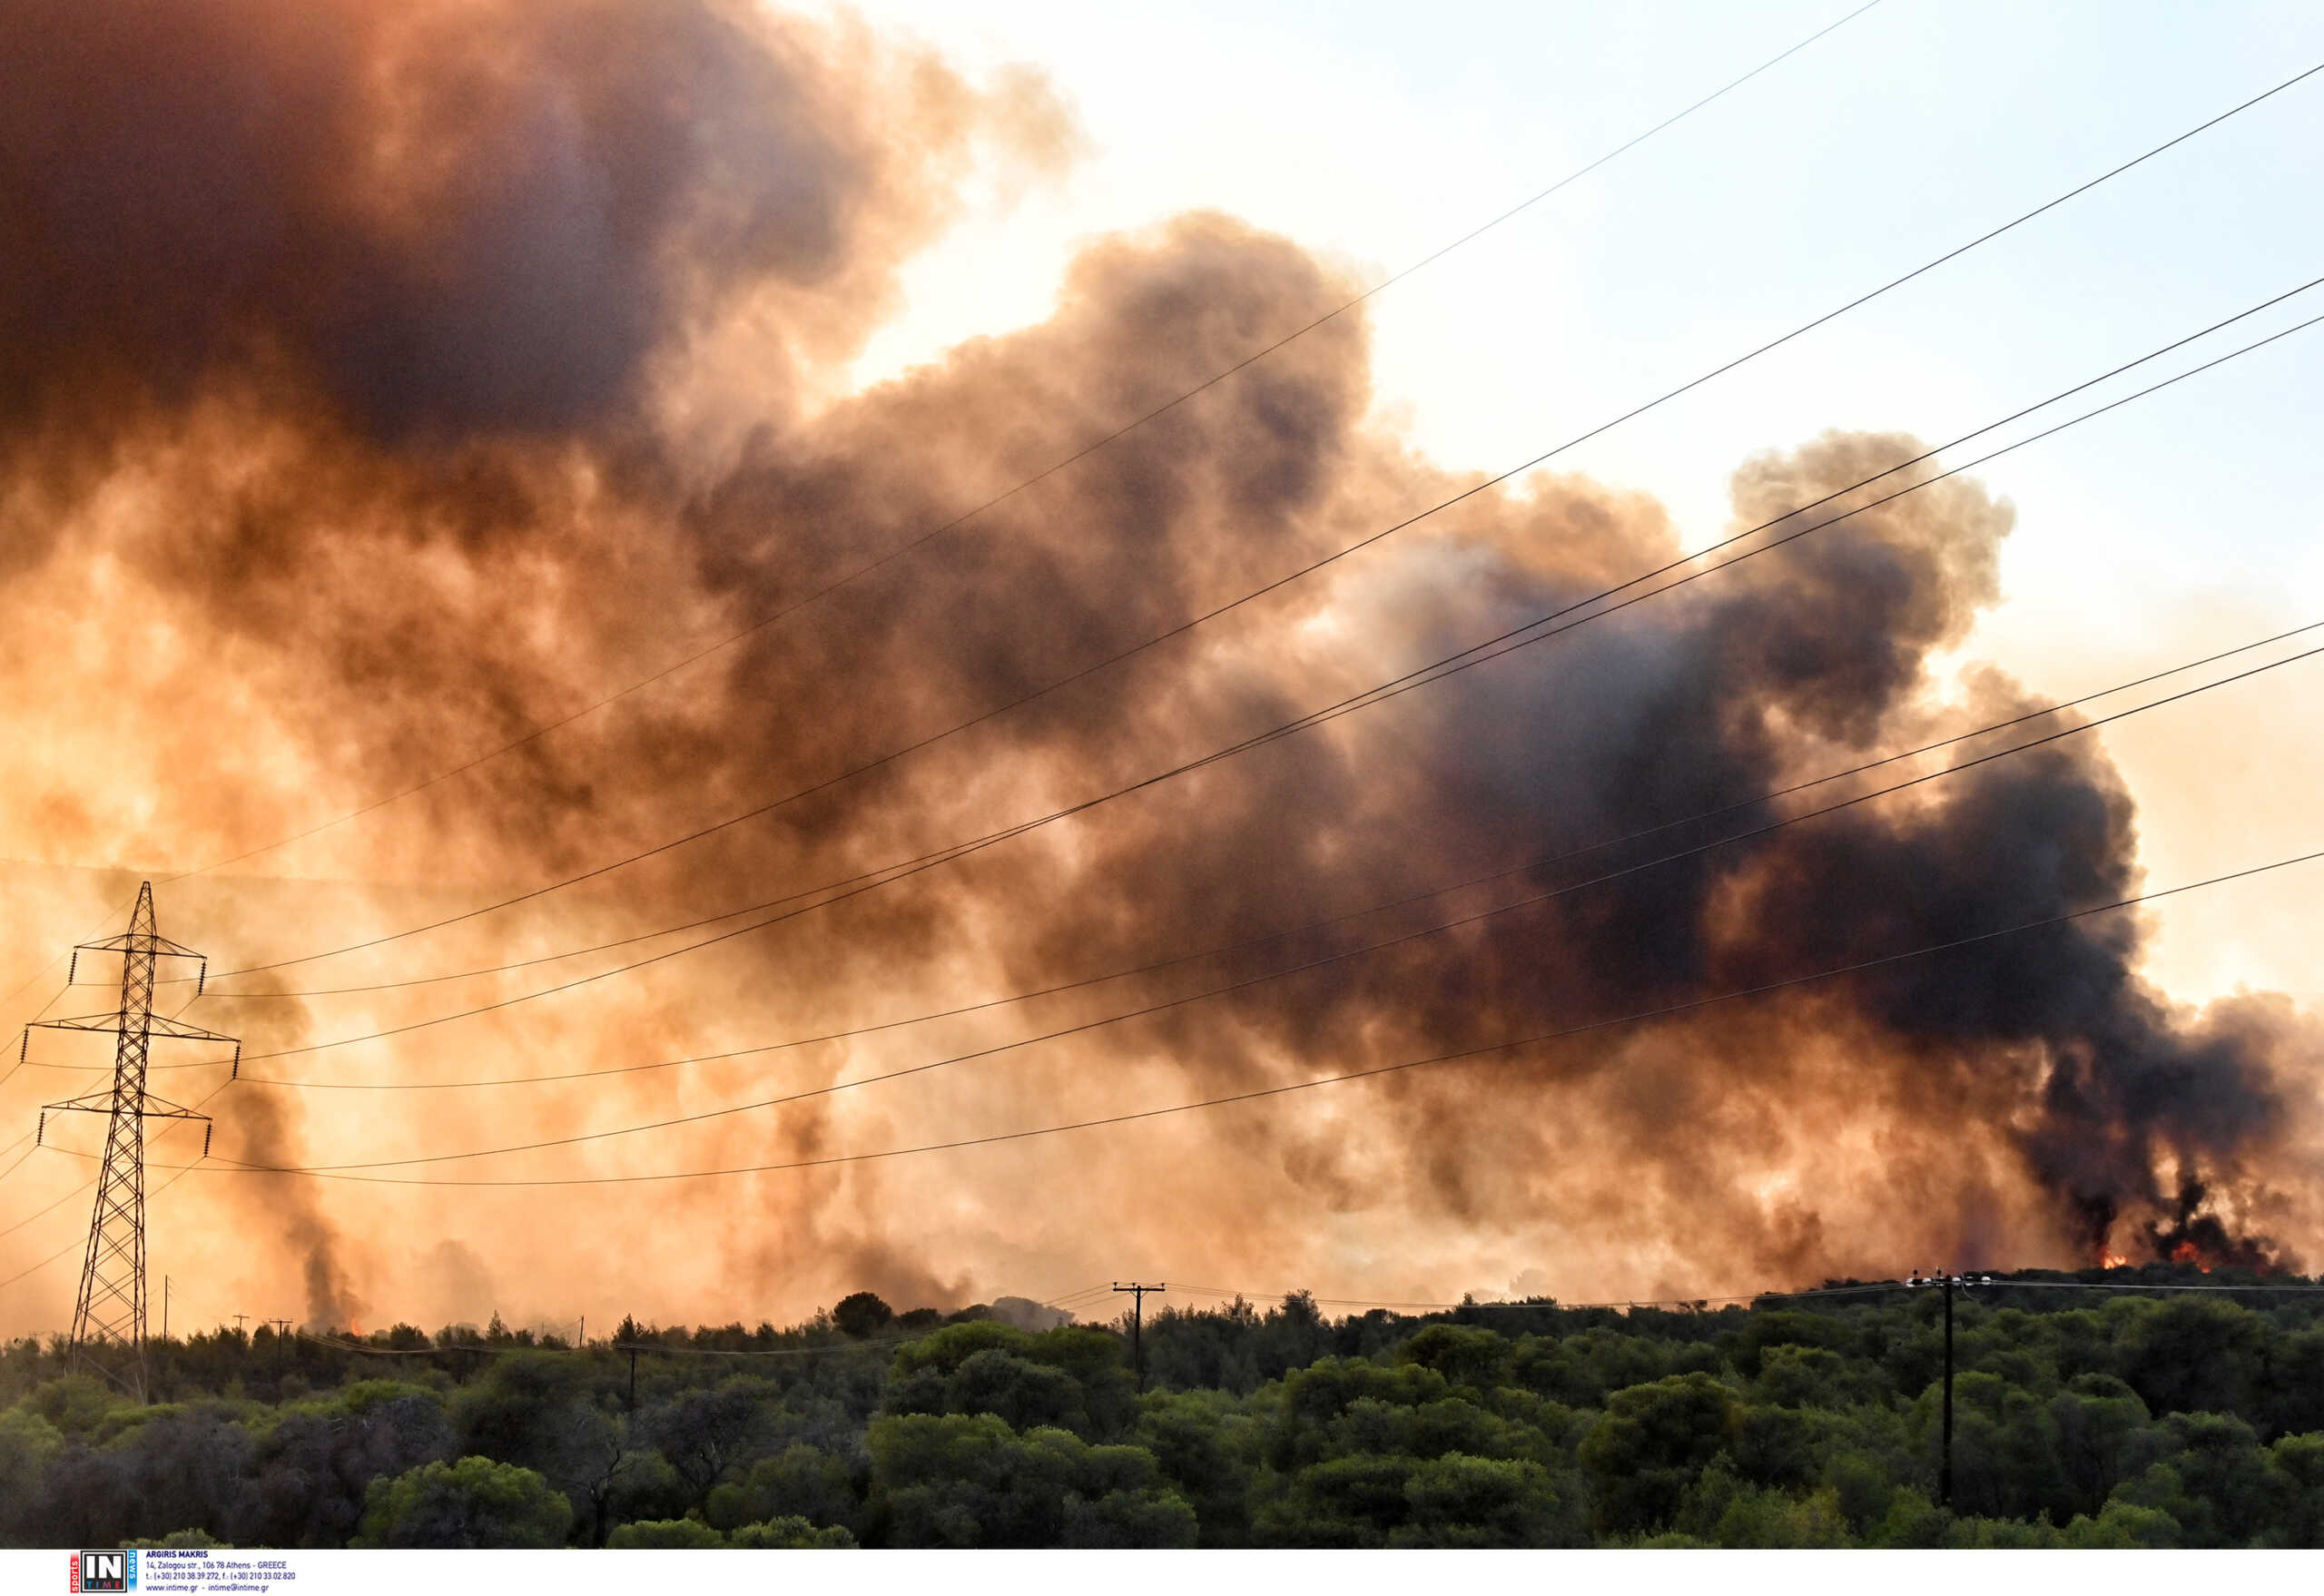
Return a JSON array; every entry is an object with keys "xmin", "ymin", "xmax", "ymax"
[
  {"xmin": 29, "ymin": 1012, "xmax": 238, "ymax": 1043},
  {"xmin": 140, "ymin": 1014, "xmax": 239, "ymax": 1043},
  {"xmin": 41, "ymin": 1095, "xmax": 209, "ymax": 1120},
  {"xmin": 76, "ymin": 931, "xmax": 204, "ymax": 960},
  {"xmin": 39, "ymin": 1094, "xmax": 120, "ymax": 1115}
]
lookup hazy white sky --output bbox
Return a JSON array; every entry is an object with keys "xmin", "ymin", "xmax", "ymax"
[{"xmin": 833, "ymin": 0, "xmax": 2324, "ymax": 1006}]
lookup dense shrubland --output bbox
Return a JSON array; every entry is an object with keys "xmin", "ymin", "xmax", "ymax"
[{"xmin": 5, "ymin": 1269, "xmax": 2324, "ymax": 1548}]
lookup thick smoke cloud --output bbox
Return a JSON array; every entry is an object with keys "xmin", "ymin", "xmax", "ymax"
[{"xmin": 0, "ymin": 0, "xmax": 2315, "ymax": 1333}]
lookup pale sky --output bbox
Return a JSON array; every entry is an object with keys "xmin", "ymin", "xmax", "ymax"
[{"xmin": 837, "ymin": 0, "xmax": 2324, "ymax": 1007}]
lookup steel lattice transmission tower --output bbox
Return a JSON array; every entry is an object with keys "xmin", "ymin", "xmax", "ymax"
[{"xmin": 28, "ymin": 882, "xmax": 240, "ymax": 1402}]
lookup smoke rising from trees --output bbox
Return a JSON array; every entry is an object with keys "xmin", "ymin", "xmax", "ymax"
[{"xmin": 1, "ymin": 0, "xmax": 2316, "ymax": 1331}]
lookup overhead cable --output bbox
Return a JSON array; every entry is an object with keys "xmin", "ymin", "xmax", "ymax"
[{"xmin": 205, "ymin": 67, "xmax": 2324, "ymax": 983}]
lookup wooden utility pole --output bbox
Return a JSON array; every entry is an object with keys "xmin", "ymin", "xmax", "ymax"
[
  {"xmin": 1942, "ymin": 1275, "xmax": 1953, "ymax": 1508},
  {"xmin": 1113, "ymin": 1283, "xmax": 1164, "ymax": 1395},
  {"xmin": 1907, "ymin": 1269, "xmax": 1991, "ymax": 1511}
]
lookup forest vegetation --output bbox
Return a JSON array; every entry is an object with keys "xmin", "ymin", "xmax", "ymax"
[{"xmin": 5, "ymin": 1267, "xmax": 2324, "ymax": 1548}]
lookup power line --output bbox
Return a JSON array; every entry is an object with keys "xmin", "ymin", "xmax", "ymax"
[
  {"xmin": 1134, "ymin": 310, "xmax": 2324, "ymax": 771},
  {"xmin": 294, "ymin": 1325, "xmax": 919, "ymax": 1360},
  {"xmin": 0, "ymin": 15, "xmax": 1896, "ymax": 1166},
  {"xmin": 0, "ymin": 921, "xmax": 141, "ymax": 1062},
  {"xmin": 1979, "ymin": 1278, "xmax": 2324, "ymax": 1296},
  {"xmin": 0, "ymin": 1077, "xmax": 229, "ymax": 1286},
  {"xmin": 181, "ymin": 636, "xmax": 2324, "ymax": 1169},
  {"xmin": 28, "ymin": 1267, "xmax": 2314, "ymax": 1351},
  {"xmin": 0, "ymin": 1142, "xmax": 209, "ymax": 1295},
  {"xmin": 176, "ymin": 290, "xmax": 2324, "ymax": 1070},
  {"xmin": 1056, "ymin": 1275, "xmax": 2324, "ymax": 1321},
  {"xmin": 0, "ymin": 1172, "xmax": 93, "ymax": 1242},
  {"xmin": 1040, "ymin": 1284, "xmax": 1123, "ymax": 1309},
  {"xmin": 0, "ymin": 984, "xmax": 72, "ymax": 1095},
  {"xmin": 153, "ymin": 4, "xmax": 1889, "ymax": 892},
  {"xmin": 191, "ymin": 586, "xmax": 2324, "ymax": 1012},
  {"xmin": 1156, "ymin": 1280, "xmax": 1913, "ymax": 1313},
  {"xmin": 202, "ymin": 64, "xmax": 2324, "ymax": 986},
  {"xmin": 172, "ymin": 615, "xmax": 2319, "ymax": 1092},
  {"xmin": 0, "ymin": 986, "xmax": 100, "ymax": 1174},
  {"xmin": 610, "ymin": 1336, "xmax": 911, "ymax": 1360},
  {"xmin": 138, "ymin": 842, "xmax": 2324, "ymax": 1187}
]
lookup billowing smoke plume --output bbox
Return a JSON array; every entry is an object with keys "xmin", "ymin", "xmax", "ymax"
[{"xmin": 2, "ymin": 0, "xmax": 2317, "ymax": 1334}]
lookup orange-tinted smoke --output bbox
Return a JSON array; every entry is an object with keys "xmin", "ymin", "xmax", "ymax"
[{"xmin": 0, "ymin": 0, "xmax": 2316, "ymax": 1335}]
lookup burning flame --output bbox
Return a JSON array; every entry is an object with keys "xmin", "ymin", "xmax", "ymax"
[
  {"xmin": 2101, "ymin": 1252, "xmax": 2130, "ymax": 1269},
  {"xmin": 2169, "ymin": 1242, "xmax": 2211, "ymax": 1272}
]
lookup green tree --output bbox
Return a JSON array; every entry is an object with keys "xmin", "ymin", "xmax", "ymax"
[
  {"xmin": 1394, "ymin": 1325, "xmax": 1512, "ymax": 1392},
  {"xmin": 704, "ymin": 1442, "xmax": 860, "ymax": 1536},
  {"xmin": 2060, "ymin": 1498, "xmax": 2181, "ymax": 1548},
  {"xmin": 639, "ymin": 1377, "xmax": 776, "ymax": 1502},
  {"xmin": 22, "ymin": 1374, "xmax": 123, "ymax": 1438},
  {"xmin": 1136, "ymin": 1389, "xmax": 1262, "ymax": 1545},
  {"xmin": 1398, "ymin": 1452, "xmax": 1583, "ymax": 1547},
  {"xmin": 2131, "ymin": 1411, "xmax": 2280, "ymax": 1545},
  {"xmin": 2257, "ymin": 1330, "xmax": 2324, "ymax": 1439},
  {"xmin": 867, "ymin": 1413, "xmax": 1192, "ymax": 1548},
  {"xmin": 832, "ymin": 1294, "xmax": 895, "ymax": 1340},
  {"xmin": 1579, "ymin": 1372, "xmax": 1738, "ymax": 1534},
  {"xmin": 1930, "ymin": 1373, "xmax": 2069, "ymax": 1522},
  {"xmin": 1677, "ymin": 1460, "xmax": 1850, "ymax": 1548},
  {"xmin": 0, "ymin": 1406, "xmax": 63, "ymax": 1543},
  {"xmin": 2049, "ymin": 1373, "xmax": 2163, "ymax": 1516},
  {"xmin": 234, "ymin": 1385, "xmax": 454, "ymax": 1549},
  {"xmin": 884, "ymin": 1324, "xmax": 1133, "ymax": 1441},
  {"xmin": 354, "ymin": 1455, "xmax": 572, "ymax": 1548},
  {"xmin": 730, "ymin": 1515, "xmax": 859, "ymax": 1548},
  {"xmin": 2114, "ymin": 1298, "xmax": 2264, "ymax": 1419},
  {"xmin": 2261, "ymin": 1431, "xmax": 2324, "ymax": 1546}
]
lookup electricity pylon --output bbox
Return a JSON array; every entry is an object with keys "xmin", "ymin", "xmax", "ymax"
[{"xmin": 29, "ymin": 882, "xmax": 240, "ymax": 1402}]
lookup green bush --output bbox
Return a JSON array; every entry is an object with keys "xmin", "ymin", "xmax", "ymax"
[{"xmin": 606, "ymin": 1517, "xmax": 726, "ymax": 1548}]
